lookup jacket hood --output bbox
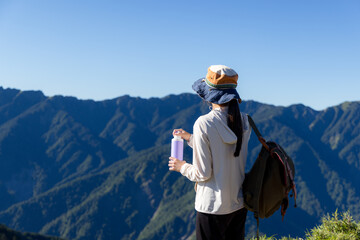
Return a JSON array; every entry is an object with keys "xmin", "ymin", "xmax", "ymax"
[{"xmin": 212, "ymin": 108, "xmax": 237, "ymax": 144}]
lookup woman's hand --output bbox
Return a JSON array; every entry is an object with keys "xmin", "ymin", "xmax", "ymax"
[
  {"xmin": 173, "ymin": 128, "xmax": 191, "ymax": 141},
  {"xmin": 168, "ymin": 157, "xmax": 185, "ymax": 172}
]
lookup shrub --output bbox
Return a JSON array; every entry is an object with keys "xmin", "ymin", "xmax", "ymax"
[
  {"xmin": 305, "ymin": 210, "xmax": 360, "ymax": 240},
  {"xmin": 248, "ymin": 210, "xmax": 360, "ymax": 240}
]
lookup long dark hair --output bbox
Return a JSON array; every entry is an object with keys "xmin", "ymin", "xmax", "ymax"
[{"xmin": 227, "ymin": 99, "xmax": 243, "ymax": 157}]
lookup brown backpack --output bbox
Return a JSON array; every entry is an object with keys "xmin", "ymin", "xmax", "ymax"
[{"xmin": 242, "ymin": 115, "xmax": 297, "ymax": 239}]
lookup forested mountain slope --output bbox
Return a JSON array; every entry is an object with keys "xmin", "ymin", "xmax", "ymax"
[{"xmin": 0, "ymin": 86, "xmax": 359, "ymax": 239}]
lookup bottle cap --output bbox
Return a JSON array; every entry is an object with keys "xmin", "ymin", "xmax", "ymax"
[{"xmin": 174, "ymin": 135, "xmax": 182, "ymax": 140}]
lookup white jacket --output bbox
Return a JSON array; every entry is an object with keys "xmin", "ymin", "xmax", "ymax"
[{"xmin": 180, "ymin": 107, "xmax": 251, "ymax": 214}]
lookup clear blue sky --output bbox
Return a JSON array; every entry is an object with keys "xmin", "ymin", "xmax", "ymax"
[{"xmin": 0, "ymin": 0, "xmax": 359, "ymax": 110}]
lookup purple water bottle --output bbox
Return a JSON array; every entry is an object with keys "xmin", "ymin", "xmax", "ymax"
[{"xmin": 171, "ymin": 134, "xmax": 184, "ymax": 160}]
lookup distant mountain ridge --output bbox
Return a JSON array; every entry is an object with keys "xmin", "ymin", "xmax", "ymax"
[{"xmin": 0, "ymin": 86, "xmax": 360, "ymax": 239}]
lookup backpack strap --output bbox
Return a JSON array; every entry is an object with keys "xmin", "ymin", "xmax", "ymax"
[
  {"xmin": 247, "ymin": 115, "xmax": 270, "ymax": 151},
  {"xmin": 247, "ymin": 115, "xmax": 270, "ymax": 240}
]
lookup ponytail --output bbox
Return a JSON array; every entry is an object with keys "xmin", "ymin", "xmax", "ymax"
[{"xmin": 227, "ymin": 99, "xmax": 243, "ymax": 157}]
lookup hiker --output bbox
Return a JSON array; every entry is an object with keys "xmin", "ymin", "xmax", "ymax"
[{"xmin": 168, "ymin": 65, "xmax": 251, "ymax": 240}]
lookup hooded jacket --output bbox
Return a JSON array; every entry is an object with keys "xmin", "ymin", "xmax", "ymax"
[{"xmin": 180, "ymin": 107, "xmax": 251, "ymax": 214}]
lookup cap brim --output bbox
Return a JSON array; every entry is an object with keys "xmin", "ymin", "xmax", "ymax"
[{"xmin": 192, "ymin": 78, "xmax": 240, "ymax": 104}]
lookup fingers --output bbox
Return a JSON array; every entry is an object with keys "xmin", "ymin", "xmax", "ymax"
[
  {"xmin": 173, "ymin": 129, "xmax": 191, "ymax": 141},
  {"xmin": 168, "ymin": 157, "xmax": 186, "ymax": 172},
  {"xmin": 168, "ymin": 157, "xmax": 180, "ymax": 171},
  {"xmin": 173, "ymin": 129, "xmax": 184, "ymax": 136},
  {"xmin": 168, "ymin": 157, "xmax": 175, "ymax": 171}
]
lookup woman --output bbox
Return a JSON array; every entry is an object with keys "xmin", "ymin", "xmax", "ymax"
[{"xmin": 168, "ymin": 65, "xmax": 251, "ymax": 240}]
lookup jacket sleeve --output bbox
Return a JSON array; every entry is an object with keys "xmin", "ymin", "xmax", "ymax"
[
  {"xmin": 187, "ymin": 134, "xmax": 194, "ymax": 148},
  {"xmin": 180, "ymin": 117, "xmax": 212, "ymax": 182}
]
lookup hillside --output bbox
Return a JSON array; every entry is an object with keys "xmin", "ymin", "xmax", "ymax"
[
  {"xmin": 0, "ymin": 224, "xmax": 64, "ymax": 240},
  {"xmin": 0, "ymin": 86, "xmax": 360, "ymax": 239}
]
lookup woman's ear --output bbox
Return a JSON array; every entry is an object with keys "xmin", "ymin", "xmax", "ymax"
[{"xmin": 238, "ymin": 98, "xmax": 242, "ymax": 104}]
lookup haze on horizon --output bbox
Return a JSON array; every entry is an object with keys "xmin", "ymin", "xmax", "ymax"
[{"xmin": 0, "ymin": 0, "xmax": 359, "ymax": 111}]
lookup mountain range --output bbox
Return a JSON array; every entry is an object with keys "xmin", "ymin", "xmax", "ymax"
[{"xmin": 0, "ymin": 86, "xmax": 360, "ymax": 239}]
